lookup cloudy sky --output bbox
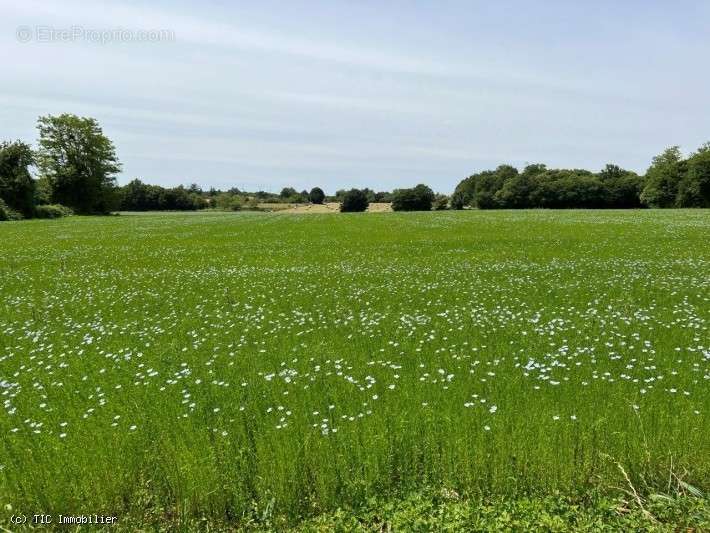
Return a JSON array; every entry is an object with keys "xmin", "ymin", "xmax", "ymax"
[{"xmin": 1, "ymin": 1, "xmax": 709, "ymax": 193}]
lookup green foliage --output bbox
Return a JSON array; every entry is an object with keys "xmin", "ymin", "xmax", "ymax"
[
  {"xmin": 36, "ymin": 114, "xmax": 121, "ymax": 214},
  {"xmin": 373, "ymin": 191, "xmax": 393, "ymax": 202},
  {"xmin": 340, "ymin": 188, "xmax": 369, "ymax": 211},
  {"xmin": 280, "ymin": 187, "xmax": 298, "ymax": 199},
  {"xmin": 451, "ymin": 153, "xmax": 688, "ymax": 209},
  {"xmin": 214, "ymin": 192, "xmax": 242, "ymax": 211},
  {"xmin": 526, "ymin": 170, "xmax": 606, "ymax": 208},
  {"xmin": 119, "ymin": 179, "xmax": 206, "ymax": 211},
  {"xmin": 493, "ymin": 165, "xmax": 541, "ymax": 208},
  {"xmin": 677, "ymin": 144, "xmax": 710, "ymax": 207},
  {"xmin": 433, "ymin": 194, "xmax": 449, "ymax": 210},
  {"xmin": 33, "ymin": 203, "xmax": 74, "ymax": 219},
  {"xmin": 450, "ymin": 176, "xmax": 475, "ymax": 209},
  {"xmin": 0, "ymin": 140, "xmax": 35, "ymax": 216},
  {"xmin": 0, "ymin": 198, "xmax": 23, "ymax": 221},
  {"xmin": 598, "ymin": 164, "xmax": 644, "ymax": 208},
  {"xmin": 640, "ymin": 146, "xmax": 686, "ymax": 207},
  {"xmin": 295, "ymin": 491, "xmax": 709, "ymax": 532},
  {"xmin": 308, "ymin": 187, "xmax": 325, "ymax": 204},
  {"xmin": 391, "ymin": 184, "xmax": 435, "ymax": 211},
  {"xmin": 33, "ymin": 175, "xmax": 52, "ymax": 206}
]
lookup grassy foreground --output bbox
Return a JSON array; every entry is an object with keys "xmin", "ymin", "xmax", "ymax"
[{"xmin": 0, "ymin": 210, "xmax": 708, "ymax": 529}]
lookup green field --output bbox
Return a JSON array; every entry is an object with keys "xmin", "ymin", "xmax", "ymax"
[{"xmin": 0, "ymin": 210, "xmax": 708, "ymax": 530}]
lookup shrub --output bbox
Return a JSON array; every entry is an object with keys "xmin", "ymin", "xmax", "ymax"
[
  {"xmin": 391, "ymin": 184, "xmax": 435, "ymax": 211},
  {"xmin": 434, "ymin": 194, "xmax": 449, "ymax": 210},
  {"xmin": 309, "ymin": 187, "xmax": 325, "ymax": 204},
  {"xmin": 0, "ymin": 198, "xmax": 24, "ymax": 221},
  {"xmin": 214, "ymin": 193, "xmax": 242, "ymax": 211},
  {"xmin": 340, "ymin": 189, "xmax": 369, "ymax": 212},
  {"xmin": 34, "ymin": 204, "xmax": 74, "ymax": 219}
]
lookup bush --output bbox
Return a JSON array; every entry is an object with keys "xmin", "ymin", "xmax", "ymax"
[
  {"xmin": 0, "ymin": 198, "xmax": 23, "ymax": 221},
  {"xmin": 391, "ymin": 184, "xmax": 435, "ymax": 211},
  {"xmin": 434, "ymin": 194, "xmax": 449, "ymax": 210},
  {"xmin": 309, "ymin": 187, "xmax": 325, "ymax": 204},
  {"xmin": 34, "ymin": 204, "xmax": 74, "ymax": 219},
  {"xmin": 214, "ymin": 193, "xmax": 242, "ymax": 211},
  {"xmin": 340, "ymin": 189, "xmax": 369, "ymax": 212}
]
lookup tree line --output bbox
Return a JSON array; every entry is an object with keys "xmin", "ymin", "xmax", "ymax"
[
  {"xmin": 452, "ymin": 146, "xmax": 710, "ymax": 210},
  {"xmin": 1, "ymin": 113, "xmax": 708, "ymax": 221}
]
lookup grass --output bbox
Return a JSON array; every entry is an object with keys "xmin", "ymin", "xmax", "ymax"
[{"xmin": 0, "ymin": 210, "xmax": 708, "ymax": 529}]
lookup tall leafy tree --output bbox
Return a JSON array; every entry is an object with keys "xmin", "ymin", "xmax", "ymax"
[
  {"xmin": 0, "ymin": 140, "xmax": 35, "ymax": 216},
  {"xmin": 640, "ymin": 146, "xmax": 686, "ymax": 208},
  {"xmin": 36, "ymin": 114, "xmax": 121, "ymax": 214},
  {"xmin": 677, "ymin": 143, "xmax": 710, "ymax": 207}
]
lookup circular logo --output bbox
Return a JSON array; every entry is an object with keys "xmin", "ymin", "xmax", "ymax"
[{"xmin": 16, "ymin": 26, "xmax": 33, "ymax": 42}]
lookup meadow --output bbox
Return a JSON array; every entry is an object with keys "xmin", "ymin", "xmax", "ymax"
[{"xmin": 0, "ymin": 210, "xmax": 708, "ymax": 530}]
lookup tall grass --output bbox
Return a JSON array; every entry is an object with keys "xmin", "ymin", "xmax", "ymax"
[{"xmin": 0, "ymin": 210, "xmax": 708, "ymax": 525}]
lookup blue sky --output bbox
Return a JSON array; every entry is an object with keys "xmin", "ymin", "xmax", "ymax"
[{"xmin": 1, "ymin": 1, "xmax": 709, "ymax": 193}]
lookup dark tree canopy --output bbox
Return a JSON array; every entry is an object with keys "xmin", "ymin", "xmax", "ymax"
[
  {"xmin": 119, "ymin": 179, "xmax": 206, "ymax": 211},
  {"xmin": 36, "ymin": 114, "xmax": 121, "ymax": 214},
  {"xmin": 0, "ymin": 140, "xmax": 35, "ymax": 216},
  {"xmin": 640, "ymin": 147, "xmax": 685, "ymax": 208},
  {"xmin": 309, "ymin": 187, "xmax": 325, "ymax": 204},
  {"xmin": 453, "ymin": 161, "xmax": 650, "ymax": 210},
  {"xmin": 280, "ymin": 187, "xmax": 298, "ymax": 198},
  {"xmin": 391, "ymin": 184, "xmax": 435, "ymax": 211},
  {"xmin": 339, "ymin": 189, "xmax": 369, "ymax": 212},
  {"xmin": 677, "ymin": 144, "xmax": 710, "ymax": 207},
  {"xmin": 598, "ymin": 164, "xmax": 644, "ymax": 208}
]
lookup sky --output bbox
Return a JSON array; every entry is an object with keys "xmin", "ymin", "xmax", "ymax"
[{"xmin": 1, "ymin": 1, "xmax": 709, "ymax": 193}]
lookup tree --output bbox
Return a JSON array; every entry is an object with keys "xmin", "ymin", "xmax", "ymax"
[
  {"xmin": 214, "ymin": 192, "xmax": 242, "ymax": 211},
  {"xmin": 280, "ymin": 187, "xmax": 297, "ymax": 198},
  {"xmin": 309, "ymin": 187, "xmax": 325, "ymax": 204},
  {"xmin": 433, "ymin": 194, "xmax": 449, "ymax": 210},
  {"xmin": 494, "ymin": 164, "xmax": 546, "ymax": 208},
  {"xmin": 452, "ymin": 165, "xmax": 524, "ymax": 209},
  {"xmin": 598, "ymin": 164, "xmax": 644, "ymax": 208},
  {"xmin": 677, "ymin": 143, "xmax": 710, "ymax": 207},
  {"xmin": 120, "ymin": 179, "xmax": 151, "ymax": 210},
  {"xmin": 528, "ymin": 170, "xmax": 607, "ymax": 208},
  {"xmin": 340, "ymin": 189, "xmax": 369, "ymax": 212},
  {"xmin": 0, "ymin": 140, "xmax": 35, "ymax": 216},
  {"xmin": 476, "ymin": 165, "xmax": 517, "ymax": 209},
  {"xmin": 391, "ymin": 184, "xmax": 435, "ymax": 211},
  {"xmin": 450, "ymin": 175, "xmax": 476, "ymax": 209},
  {"xmin": 36, "ymin": 114, "xmax": 121, "ymax": 214},
  {"xmin": 34, "ymin": 176, "xmax": 52, "ymax": 206},
  {"xmin": 640, "ymin": 146, "xmax": 686, "ymax": 208},
  {"xmin": 495, "ymin": 174, "xmax": 533, "ymax": 208}
]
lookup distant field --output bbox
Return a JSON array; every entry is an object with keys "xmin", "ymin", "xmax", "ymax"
[{"xmin": 0, "ymin": 210, "xmax": 708, "ymax": 529}]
